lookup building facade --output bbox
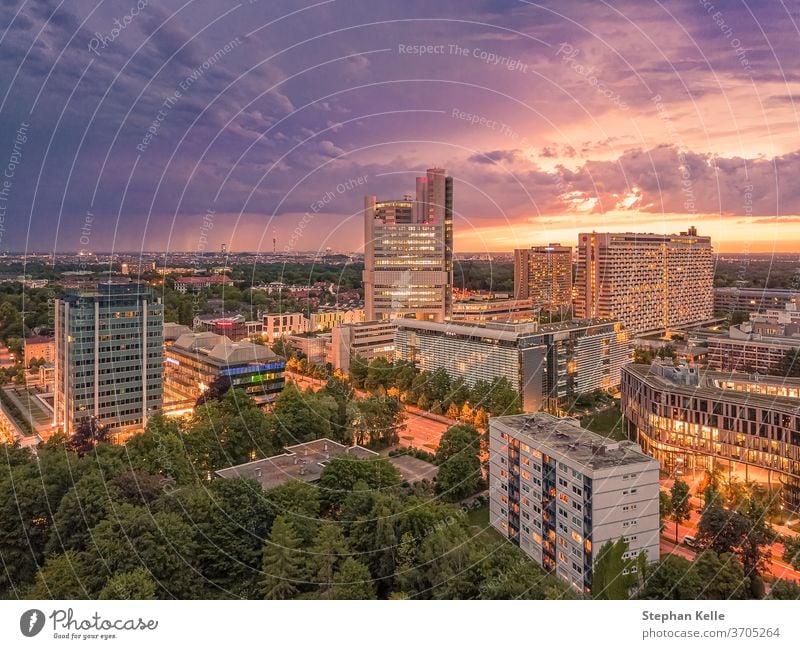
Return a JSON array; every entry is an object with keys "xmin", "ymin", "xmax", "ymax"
[
  {"xmin": 489, "ymin": 413, "xmax": 660, "ymax": 594},
  {"xmin": 163, "ymin": 332, "xmax": 285, "ymax": 413},
  {"xmin": 451, "ymin": 297, "xmax": 537, "ymax": 323},
  {"xmin": 621, "ymin": 362, "xmax": 800, "ymax": 511},
  {"xmin": 54, "ymin": 283, "xmax": 164, "ymax": 437},
  {"xmin": 514, "ymin": 244, "xmax": 572, "ymax": 312},
  {"xmin": 330, "ymin": 320, "xmax": 396, "ymax": 374},
  {"xmin": 262, "ymin": 312, "xmax": 308, "ymax": 342},
  {"xmin": 24, "ymin": 335, "xmax": 55, "ymax": 366},
  {"xmin": 394, "ymin": 318, "xmax": 630, "ymax": 412},
  {"xmin": 574, "ymin": 228, "xmax": 714, "ymax": 335},
  {"xmin": 714, "ymin": 287, "xmax": 798, "ymax": 315},
  {"xmin": 363, "ymin": 168, "xmax": 453, "ymax": 322}
]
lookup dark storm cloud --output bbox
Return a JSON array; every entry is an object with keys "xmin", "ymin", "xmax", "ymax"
[{"xmin": 0, "ymin": 0, "xmax": 797, "ymax": 252}]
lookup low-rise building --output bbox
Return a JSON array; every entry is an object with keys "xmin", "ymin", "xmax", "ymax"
[
  {"xmin": 489, "ymin": 412, "xmax": 660, "ymax": 594},
  {"xmin": 451, "ymin": 297, "xmax": 537, "ymax": 323},
  {"xmin": 621, "ymin": 362, "xmax": 800, "ymax": 511},
  {"xmin": 24, "ymin": 335, "xmax": 55, "ymax": 366},
  {"xmin": 288, "ymin": 334, "xmax": 328, "ymax": 365},
  {"xmin": 714, "ymin": 287, "xmax": 798, "ymax": 314},
  {"xmin": 163, "ymin": 332, "xmax": 285, "ymax": 413},
  {"xmin": 307, "ymin": 308, "xmax": 365, "ymax": 331},
  {"xmin": 215, "ymin": 437, "xmax": 437, "ymax": 489},
  {"xmin": 262, "ymin": 312, "xmax": 308, "ymax": 342},
  {"xmin": 330, "ymin": 320, "xmax": 396, "ymax": 374}
]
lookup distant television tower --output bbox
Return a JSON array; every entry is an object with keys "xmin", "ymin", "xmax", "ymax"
[
  {"xmin": 273, "ymin": 229, "xmax": 277, "ymax": 254},
  {"xmin": 220, "ymin": 242, "xmax": 227, "ymax": 255}
]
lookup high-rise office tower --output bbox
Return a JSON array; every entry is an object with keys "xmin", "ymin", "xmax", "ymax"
[
  {"xmin": 363, "ymin": 167, "xmax": 453, "ymax": 322},
  {"xmin": 54, "ymin": 283, "xmax": 164, "ymax": 438},
  {"xmin": 574, "ymin": 227, "xmax": 713, "ymax": 335},
  {"xmin": 514, "ymin": 244, "xmax": 572, "ymax": 312}
]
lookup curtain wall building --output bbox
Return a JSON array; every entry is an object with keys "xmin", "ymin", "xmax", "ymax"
[
  {"xmin": 54, "ymin": 283, "xmax": 163, "ymax": 437},
  {"xmin": 363, "ymin": 168, "xmax": 453, "ymax": 322}
]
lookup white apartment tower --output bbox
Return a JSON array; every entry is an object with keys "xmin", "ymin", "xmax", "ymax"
[{"xmin": 574, "ymin": 228, "xmax": 713, "ymax": 335}]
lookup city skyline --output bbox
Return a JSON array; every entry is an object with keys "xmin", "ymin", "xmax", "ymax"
[{"xmin": 0, "ymin": 1, "xmax": 799, "ymax": 255}]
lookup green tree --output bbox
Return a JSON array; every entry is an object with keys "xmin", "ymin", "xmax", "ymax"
[
  {"xmin": 669, "ymin": 479, "xmax": 692, "ymax": 543},
  {"xmin": 309, "ymin": 523, "xmax": 350, "ymax": 593},
  {"xmin": 265, "ymin": 480, "xmax": 321, "ymax": 545},
  {"xmin": 318, "ymin": 456, "xmax": 401, "ymax": 515},
  {"xmin": 98, "ymin": 568, "xmax": 157, "ymax": 600},
  {"xmin": 25, "ymin": 551, "xmax": 91, "ymax": 599},
  {"xmin": 272, "ymin": 384, "xmax": 336, "ymax": 445},
  {"xmin": 184, "ymin": 390, "xmax": 278, "ymax": 474},
  {"xmin": 692, "ymin": 551, "xmax": 748, "ymax": 599},
  {"xmin": 261, "ymin": 516, "xmax": 305, "ymax": 600},
  {"xmin": 82, "ymin": 503, "xmax": 204, "ymax": 598},
  {"xmin": 769, "ymin": 579, "xmax": 800, "ymax": 599},
  {"xmin": 178, "ymin": 477, "xmax": 274, "ymax": 598},
  {"xmin": 641, "ymin": 555, "xmax": 701, "ymax": 599},
  {"xmin": 126, "ymin": 413, "xmax": 195, "ymax": 485},
  {"xmin": 659, "ymin": 490, "xmax": 673, "ymax": 533},
  {"xmin": 350, "ymin": 395, "xmax": 405, "ymax": 449},
  {"xmin": 591, "ymin": 539, "xmax": 638, "ymax": 600},
  {"xmin": 328, "ymin": 557, "xmax": 376, "ymax": 599},
  {"xmin": 434, "ymin": 425, "xmax": 483, "ymax": 502}
]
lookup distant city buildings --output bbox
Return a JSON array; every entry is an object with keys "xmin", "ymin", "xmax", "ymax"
[
  {"xmin": 513, "ymin": 244, "xmax": 572, "ymax": 312},
  {"xmin": 163, "ymin": 331, "xmax": 285, "ymax": 413},
  {"xmin": 489, "ymin": 412, "xmax": 660, "ymax": 594},
  {"xmin": 363, "ymin": 167, "xmax": 453, "ymax": 322},
  {"xmin": 621, "ymin": 362, "xmax": 800, "ymax": 512},
  {"xmin": 394, "ymin": 318, "xmax": 630, "ymax": 412},
  {"xmin": 54, "ymin": 283, "xmax": 164, "ymax": 437},
  {"xmin": 574, "ymin": 228, "xmax": 714, "ymax": 335},
  {"xmin": 174, "ymin": 275, "xmax": 233, "ymax": 293}
]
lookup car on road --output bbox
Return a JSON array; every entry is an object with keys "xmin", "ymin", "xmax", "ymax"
[{"xmin": 682, "ymin": 535, "xmax": 698, "ymax": 548}]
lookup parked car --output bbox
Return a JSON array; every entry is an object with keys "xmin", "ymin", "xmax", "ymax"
[{"xmin": 682, "ymin": 535, "xmax": 698, "ymax": 548}]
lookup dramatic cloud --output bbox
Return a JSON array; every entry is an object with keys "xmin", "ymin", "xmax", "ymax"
[{"xmin": 0, "ymin": 0, "xmax": 798, "ymax": 253}]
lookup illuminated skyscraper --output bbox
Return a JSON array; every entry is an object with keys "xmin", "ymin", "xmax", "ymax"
[
  {"xmin": 363, "ymin": 168, "xmax": 453, "ymax": 321},
  {"xmin": 574, "ymin": 227, "xmax": 713, "ymax": 335},
  {"xmin": 514, "ymin": 243, "xmax": 572, "ymax": 312},
  {"xmin": 54, "ymin": 283, "xmax": 163, "ymax": 438}
]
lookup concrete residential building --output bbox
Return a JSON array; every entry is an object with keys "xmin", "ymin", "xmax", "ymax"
[
  {"xmin": 163, "ymin": 332, "xmax": 285, "ymax": 413},
  {"xmin": 714, "ymin": 287, "xmax": 798, "ymax": 314},
  {"xmin": 574, "ymin": 228, "xmax": 714, "ymax": 335},
  {"xmin": 514, "ymin": 244, "xmax": 572, "ymax": 312},
  {"xmin": 489, "ymin": 412, "xmax": 660, "ymax": 594},
  {"xmin": 394, "ymin": 318, "xmax": 631, "ymax": 412},
  {"xmin": 621, "ymin": 362, "xmax": 800, "ymax": 511},
  {"xmin": 363, "ymin": 167, "xmax": 453, "ymax": 322},
  {"xmin": 330, "ymin": 320, "xmax": 396, "ymax": 374},
  {"xmin": 54, "ymin": 283, "xmax": 164, "ymax": 437},
  {"xmin": 707, "ymin": 303, "xmax": 800, "ymax": 374}
]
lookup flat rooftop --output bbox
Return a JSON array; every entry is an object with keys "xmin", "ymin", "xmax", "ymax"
[
  {"xmin": 491, "ymin": 412, "xmax": 655, "ymax": 471},
  {"xmin": 624, "ymin": 363, "xmax": 800, "ymax": 412}
]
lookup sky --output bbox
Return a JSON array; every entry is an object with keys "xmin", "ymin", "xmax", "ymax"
[{"xmin": 0, "ymin": 0, "xmax": 798, "ymax": 255}]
